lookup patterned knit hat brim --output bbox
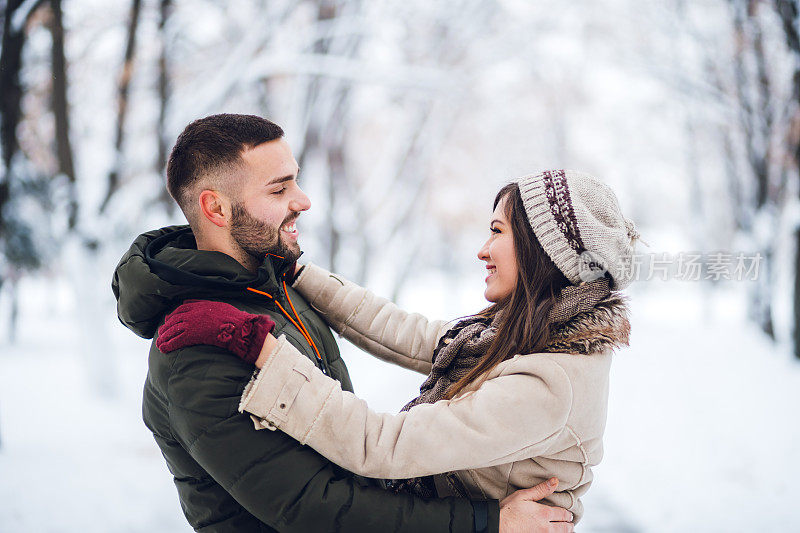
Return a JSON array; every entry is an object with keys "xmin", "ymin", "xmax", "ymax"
[
  {"xmin": 517, "ymin": 175, "xmax": 584, "ymax": 286},
  {"xmin": 516, "ymin": 170, "xmax": 637, "ymax": 290}
]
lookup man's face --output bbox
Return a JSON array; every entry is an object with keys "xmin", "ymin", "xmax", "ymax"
[{"xmin": 228, "ymin": 138, "xmax": 310, "ymax": 264}]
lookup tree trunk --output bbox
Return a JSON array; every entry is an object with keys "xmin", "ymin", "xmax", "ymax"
[
  {"xmin": 99, "ymin": 0, "xmax": 141, "ymax": 213},
  {"xmin": 49, "ymin": 0, "xmax": 78, "ymax": 229},
  {"xmin": 8, "ymin": 273, "xmax": 18, "ymax": 344},
  {"xmin": 155, "ymin": 0, "xmax": 174, "ymax": 212},
  {"xmin": 730, "ymin": 1, "xmax": 777, "ymax": 339},
  {"xmin": 0, "ymin": 0, "xmax": 28, "ymax": 242},
  {"xmin": 0, "ymin": 0, "xmax": 46, "ymax": 272},
  {"xmin": 774, "ymin": 0, "xmax": 800, "ymax": 357}
]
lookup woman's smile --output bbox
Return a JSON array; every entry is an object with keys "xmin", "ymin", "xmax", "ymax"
[{"xmin": 485, "ymin": 264, "xmax": 497, "ymax": 282}]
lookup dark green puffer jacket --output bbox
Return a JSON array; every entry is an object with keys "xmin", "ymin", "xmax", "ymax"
[{"xmin": 112, "ymin": 225, "xmax": 499, "ymax": 533}]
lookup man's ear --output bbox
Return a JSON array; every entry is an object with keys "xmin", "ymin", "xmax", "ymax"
[{"xmin": 198, "ymin": 189, "xmax": 228, "ymax": 228}]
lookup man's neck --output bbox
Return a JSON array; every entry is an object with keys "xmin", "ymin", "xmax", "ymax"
[
  {"xmin": 195, "ymin": 234, "xmax": 260, "ymax": 273},
  {"xmin": 228, "ymin": 249, "xmax": 260, "ymax": 273}
]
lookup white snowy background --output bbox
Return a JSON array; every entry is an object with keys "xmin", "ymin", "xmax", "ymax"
[{"xmin": 2, "ymin": 0, "xmax": 800, "ymax": 531}]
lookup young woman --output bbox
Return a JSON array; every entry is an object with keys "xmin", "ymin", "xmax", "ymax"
[{"xmin": 157, "ymin": 169, "xmax": 639, "ymax": 524}]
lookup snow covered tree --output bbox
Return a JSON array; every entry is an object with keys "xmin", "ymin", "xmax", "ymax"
[{"xmin": 774, "ymin": 0, "xmax": 800, "ymax": 357}]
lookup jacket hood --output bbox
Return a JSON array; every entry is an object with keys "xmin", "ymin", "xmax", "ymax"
[
  {"xmin": 543, "ymin": 292, "xmax": 631, "ymax": 355},
  {"xmin": 112, "ymin": 225, "xmax": 296, "ymax": 339}
]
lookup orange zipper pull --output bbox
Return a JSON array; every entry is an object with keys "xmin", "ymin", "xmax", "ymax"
[{"xmin": 246, "ymin": 287, "xmax": 328, "ymax": 376}]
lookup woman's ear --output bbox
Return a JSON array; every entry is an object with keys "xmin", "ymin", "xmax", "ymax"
[{"xmin": 198, "ymin": 189, "xmax": 228, "ymax": 228}]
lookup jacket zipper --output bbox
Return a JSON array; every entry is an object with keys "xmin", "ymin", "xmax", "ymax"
[{"xmin": 245, "ymin": 285, "xmax": 329, "ymax": 376}]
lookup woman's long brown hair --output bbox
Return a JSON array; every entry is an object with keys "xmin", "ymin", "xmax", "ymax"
[{"xmin": 444, "ymin": 183, "xmax": 572, "ymax": 399}]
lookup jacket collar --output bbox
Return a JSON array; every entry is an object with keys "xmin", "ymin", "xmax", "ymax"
[
  {"xmin": 543, "ymin": 293, "xmax": 631, "ymax": 355},
  {"xmin": 144, "ymin": 225, "xmax": 296, "ymax": 294}
]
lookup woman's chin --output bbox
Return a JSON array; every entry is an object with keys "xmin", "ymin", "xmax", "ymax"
[{"xmin": 484, "ymin": 285, "xmax": 512, "ymax": 303}]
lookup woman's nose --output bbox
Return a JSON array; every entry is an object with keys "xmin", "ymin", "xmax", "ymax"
[{"xmin": 477, "ymin": 240, "xmax": 490, "ymax": 261}]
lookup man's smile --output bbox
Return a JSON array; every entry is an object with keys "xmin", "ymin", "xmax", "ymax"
[{"xmin": 281, "ymin": 217, "xmax": 299, "ymax": 241}]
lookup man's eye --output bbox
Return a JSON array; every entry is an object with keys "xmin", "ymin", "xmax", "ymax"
[{"xmin": 272, "ymin": 187, "xmax": 287, "ymax": 195}]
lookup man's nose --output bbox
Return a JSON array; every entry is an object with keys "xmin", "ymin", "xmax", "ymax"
[{"xmin": 290, "ymin": 187, "xmax": 311, "ymax": 212}]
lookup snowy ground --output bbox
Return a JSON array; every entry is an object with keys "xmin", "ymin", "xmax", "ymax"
[{"xmin": 1, "ymin": 273, "xmax": 799, "ymax": 532}]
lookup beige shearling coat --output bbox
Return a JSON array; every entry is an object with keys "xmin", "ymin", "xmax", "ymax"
[{"xmin": 239, "ymin": 264, "xmax": 631, "ymax": 523}]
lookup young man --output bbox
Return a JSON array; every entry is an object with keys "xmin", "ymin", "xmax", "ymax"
[{"xmin": 112, "ymin": 114, "xmax": 574, "ymax": 532}]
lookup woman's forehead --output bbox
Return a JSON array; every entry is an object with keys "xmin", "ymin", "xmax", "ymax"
[{"xmin": 492, "ymin": 196, "xmax": 509, "ymax": 220}]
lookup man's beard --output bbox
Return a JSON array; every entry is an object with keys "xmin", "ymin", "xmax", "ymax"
[{"xmin": 229, "ymin": 202, "xmax": 301, "ymax": 264}]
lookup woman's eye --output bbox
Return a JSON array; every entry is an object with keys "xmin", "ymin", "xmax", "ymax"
[{"xmin": 490, "ymin": 227, "xmax": 501, "ymax": 234}]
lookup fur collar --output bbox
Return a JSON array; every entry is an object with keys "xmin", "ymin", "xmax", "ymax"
[{"xmin": 543, "ymin": 293, "xmax": 631, "ymax": 355}]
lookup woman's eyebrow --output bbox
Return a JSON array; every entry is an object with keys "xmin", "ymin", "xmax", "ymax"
[{"xmin": 490, "ymin": 219, "xmax": 505, "ymax": 226}]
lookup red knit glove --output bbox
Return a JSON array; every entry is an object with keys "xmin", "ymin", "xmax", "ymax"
[{"xmin": 156, "ymin": 300, "xmax": 275, "ymax": 365}]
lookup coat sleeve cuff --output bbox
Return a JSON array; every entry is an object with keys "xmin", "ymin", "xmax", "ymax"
[{"xmin": 239, "ymin": 334, "xmax": 337, "ymax": 442}]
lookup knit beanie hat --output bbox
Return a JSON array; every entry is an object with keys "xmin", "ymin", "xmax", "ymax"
[{"xmin": 516, "ymin": 169, "xmax": 639, "ymax": 290}]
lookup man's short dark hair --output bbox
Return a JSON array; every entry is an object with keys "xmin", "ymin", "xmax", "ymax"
[{"xmin": 166, "ymin": 114, "xmax": 284, "ymax": 223}]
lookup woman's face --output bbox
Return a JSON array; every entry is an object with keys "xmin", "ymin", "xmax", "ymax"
[{"xmin": 478, "ymin": 196, "xmax": 518, "ymax": 302}]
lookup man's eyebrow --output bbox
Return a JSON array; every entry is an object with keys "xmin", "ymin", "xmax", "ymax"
[
  {"xmin": 266, "ymin": 167, "xmax": 300, "ymax": 186},
  {"xmin": 266, "ymin": 175, "xmax": 295, "ymax": 186}
]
